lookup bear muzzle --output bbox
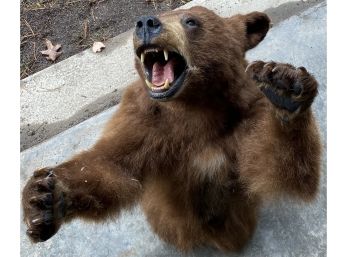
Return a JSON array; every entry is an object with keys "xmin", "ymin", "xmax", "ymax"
[{"xmin": 135, "ymin": 45, "xmax": 188, "ymax": 101}]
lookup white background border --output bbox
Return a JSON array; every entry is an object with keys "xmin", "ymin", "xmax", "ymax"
[{"xmin": 0, "ymin": 0, "xmax": 346, "ymax": 256}]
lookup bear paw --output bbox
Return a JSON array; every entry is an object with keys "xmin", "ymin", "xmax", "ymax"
[
  {"xmin": 22, "ymin": 168, "xmax": 67, "ymax": 242},
  {"xmin": 246, "ymin": 61, "xmax": 318, "ymax": 121}
]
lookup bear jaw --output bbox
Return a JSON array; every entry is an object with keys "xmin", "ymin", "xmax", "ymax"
[{"xmin": 136, "ymin": 45, "xmax": 188, "ymax": 101}]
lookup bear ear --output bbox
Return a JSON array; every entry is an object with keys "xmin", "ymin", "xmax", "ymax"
[
  {"xmin": 229, "ymin": 12, "xmax": 271, "ymax": 51},
  {"xmin": 243, "ymin": 12, "xmax": 271, "ymax": 50}
]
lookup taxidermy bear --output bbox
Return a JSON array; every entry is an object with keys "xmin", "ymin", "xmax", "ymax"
[{"xmin": 22, "ymin": 6, "xmax": 321, "ymax": 252}]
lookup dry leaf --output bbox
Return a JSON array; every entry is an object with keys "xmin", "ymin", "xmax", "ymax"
[
  {"xmin": 92, "ymin": 42, "xmax": 105, "ymax": 53},
  {"xmin": 40, "ymin": 39, "xmax": 62, "ymax": 61}
]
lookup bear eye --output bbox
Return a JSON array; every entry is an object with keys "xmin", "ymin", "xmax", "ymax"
[{"xmin": 185, "ymin": 18, "xmax": 198, "ymax": 28}]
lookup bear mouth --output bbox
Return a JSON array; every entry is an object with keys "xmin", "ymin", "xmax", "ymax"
[{"xmin": 136, "ymin": 45, "xmax": 188, "ymax": 100}]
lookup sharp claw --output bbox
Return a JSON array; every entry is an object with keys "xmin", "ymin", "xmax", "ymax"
[
  {"xmin": 264, "ymin": 62, "xmax": 275, "ymax": 69},
  {"xmin": 29, "ymin": 196, "xmax": 38, "ymax": 204},
  {"xmin": 26, "ymin": 229, "xmax": 38, "ymax": 236},
  {"xmin": 26, "ymin": 229, "xmax": 44, "ymax": 242},
  {"xmin": 245, "ymin": 61, "xmax": 259, "ymax": 73},
  {"xmin": 46, "ymin": 179, "xmax": 55, "ymax": 189},
  {"xmin": 32, "ymin": 218, "xmax": 41, "ymax": 225},
  {"xmin": 47, "ymin": 170, "xmax": 55, "ymax": 178},
  {"xmin": 272, "ymin": 67, "xmax": 279, "ymax": 73},
  {"xmin": 29, "ymin": 193, "xmax": 53, "ymax": 209},
  {"xmin": 31, "ymin": 211, "xmax": 53, "ymax": 226}
]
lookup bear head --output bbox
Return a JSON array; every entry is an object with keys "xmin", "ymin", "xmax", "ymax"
[{"xmin": 133, "ymin": 6, "xmax": 271, "ymax": 102}]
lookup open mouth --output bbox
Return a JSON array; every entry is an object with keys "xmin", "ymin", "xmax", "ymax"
[{"xmin": 136, "ymin": 45, "xmax": 188, "ymax": 100}]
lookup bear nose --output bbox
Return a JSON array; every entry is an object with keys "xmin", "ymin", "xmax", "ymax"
[{"xmin": 135, "ymin": 16, "xmax": 162, "ymax": 44}]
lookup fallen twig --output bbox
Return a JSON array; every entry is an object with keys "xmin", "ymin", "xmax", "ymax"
[
  {"xmin": 23, "ymin": 18, "xmax": 35, "ymax": 36},
  {"xmin": 33, "ymin": 42, "xmax": 37, "ymax": 61}
]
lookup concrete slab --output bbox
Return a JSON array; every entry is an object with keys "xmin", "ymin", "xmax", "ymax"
[
  {"xmin": 20, "ymin": 30, "xmax": 137, "ymax": 151},
  {"xmin": 20, "ymin": 2, "xmax": 327, "ymax": 257},
  {"xmin": 20, "ymin": 0, "xmax": 321, "ymax": 151}
]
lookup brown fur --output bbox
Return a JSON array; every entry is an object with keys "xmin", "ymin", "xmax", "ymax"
[{"xmin": 22, "ymin": 6, "xmax": 321, "ymax": 252}]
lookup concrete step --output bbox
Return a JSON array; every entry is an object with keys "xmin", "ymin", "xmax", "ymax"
[
  {"xmin": 20, "ymin": 0, "xmax": 322, "ymax": 151},
  {"xmin": 20, "ymin": 2, "xmax": 327, "ymax": 257}
]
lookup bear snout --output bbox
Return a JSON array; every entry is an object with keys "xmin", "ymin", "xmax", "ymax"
[{"xmin": 135, "ymin": 15, "xmax": 163, "ymax": 44}]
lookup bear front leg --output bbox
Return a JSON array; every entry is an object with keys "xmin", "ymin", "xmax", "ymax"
[
  {"xmin": 242, "ymin": 61, "xmax": 322, "ymax": 200},
  {"xmin": 246, "ymin": 61, "xmax": 318, "ymax": 123},
  {"xmin": 22, "ymin": 148, "xmax": 143, "ymax": 243}
]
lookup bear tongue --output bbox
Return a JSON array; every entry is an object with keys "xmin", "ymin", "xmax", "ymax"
[{"xmin": 152, "ymin": 60, "xmax": 174, "ymax": 87}]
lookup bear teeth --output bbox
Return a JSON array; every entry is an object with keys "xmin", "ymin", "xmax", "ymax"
[
  {"xmin": 145, "ymin": 79, "xmax": 170, "ymax": 91},
  {"xmin": 140, "ymin": 48, "xmax": 169, "ymax": 63},
  {"xmin": 145, "ymin": 79, "xmax": 154, "ymax": 89},
  {"xmin": 164, "ymin": 49, "xmax": 168, "ymax": 61},
  {"xmin": 164, "ymin": 79, "xmax": 170, "ymax": 89},
  {"xmin": 144, "ymin": 48, "xmax": 159, "ymax": 54}
]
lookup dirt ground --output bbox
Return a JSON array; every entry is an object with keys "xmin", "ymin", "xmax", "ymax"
[{"xmin": 20, "ymin": 0, "xmax": 190, "ymax": 79}]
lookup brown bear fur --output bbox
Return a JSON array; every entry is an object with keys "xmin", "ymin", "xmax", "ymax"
[{"xmin": 22, "ymin": 6, "xmax": 321, "ymax": 252}]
